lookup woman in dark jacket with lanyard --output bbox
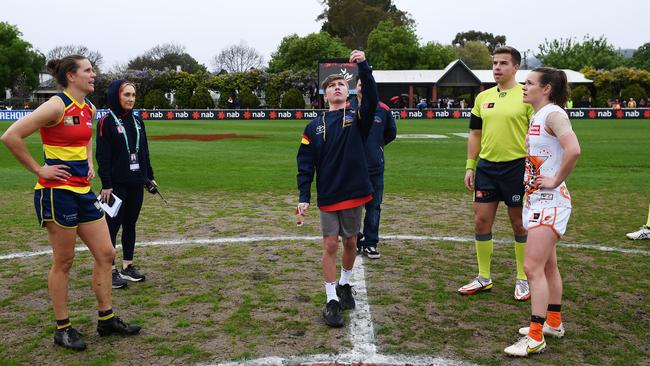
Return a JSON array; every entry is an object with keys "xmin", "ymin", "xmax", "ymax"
[{"xmin": 96, "ymin": 79, "xmax": 155, "ymax": 289}]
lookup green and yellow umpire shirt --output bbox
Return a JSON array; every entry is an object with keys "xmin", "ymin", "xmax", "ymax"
[{"xmin": 469, "ymin": 84, "xmax": 534, "ymax": 162}]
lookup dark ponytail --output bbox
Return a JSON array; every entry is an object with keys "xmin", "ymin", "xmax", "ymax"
[
  {"xmin": 532, "ymin": 67, "xmax": 570, "ymax": 107},
  {"xmin": 47, "ymin": 54, "xmax": 88, "ymax": 88}
]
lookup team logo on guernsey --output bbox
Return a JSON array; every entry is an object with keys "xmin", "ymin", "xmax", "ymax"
[
  {"xmin": 374, "ymin": 116, "xmax": 382, "ymax": 124},
  {"xmin": 343, "ymin": 115, "xmax": 353, "ymax": 127},
  {"xmin": 529, "ymin": 124, "xmax": 541, "ymax": 136},
  {"xmin": 512, "ymin": 195, "xmax": 521, "ymax": 203},
  {"xmin": 316, "ymin": 125, "xmax": 324, "ymax": 135},
  {"xmin": 482, "ymin": 102, "xmax": 495, "ymax": 109},
  {"xmin": 499, "ymin": 92, "xmax": 507, "ymax": 98},
  {"xmin": 540, "ymin": 193, "xmax": 553, "ymax": 200},
  {"xmin": 64, "ymin": 116, "xmax": 74, "ymax": 125}
]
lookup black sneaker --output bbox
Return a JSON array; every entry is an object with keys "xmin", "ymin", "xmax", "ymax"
[
  {"xmin": 112, "ymin": 269, "xmax": 127, "ymax": 289},
  {"xmin": 362, "ymin": 246, "xmax": 381, "ymax": 259},
  {"xmin": 120, "ymin": 264, "xmax": 146, "ymax": 282},
  {"xmin": 336, "ymin": 283, "xmax": 356, "ymax": 310},
  {"xmin": 97, "ymin": 316, "xmax": 141, "ymax": 336},
  {"xmin": 54, "ymin": 327, "xmax": 87, "ymax": 351},
  {"xmin": 322, "ymin": 300, "xmax": 344, "ymax": 327},
  {"xmin": 356, "ymin": 232, "xmax": 364, "ymax": 255}
]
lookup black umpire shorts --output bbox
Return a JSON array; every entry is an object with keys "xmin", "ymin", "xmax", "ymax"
[{"xmin": 474, "ymin": 158, "xmax": 525, "ymax": 207}]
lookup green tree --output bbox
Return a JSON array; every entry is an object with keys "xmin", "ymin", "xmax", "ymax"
[
  {"xmin": 169, "ymin": 71, "xmax": 198, "ymax": 108},
  {"xmin": 317, "ymin": 0, "xmax": 413, "ymax": 49},
  {"xmin": 570, "ymin": 85, "xmax": 591, "ymax": 105},
  {"xmin": 630, "ymin": 42, "xmax": 650, "ymax": 71},
  {"xmin": 0, "ymin": 22, "xmax": 45, "ymax": 96},
  {"xmin": 417, "ymin": 42, "xmax": 457, "ymax": 69},
  {"xmin": 143, "ymin": 89, "xmax": 170, "ymax": 109},
  {"xmin": 281, "ymin": 88, "xmax": 306, "ymax": 108},
  {"xmin": 536, "ymin": 35, "xmax": 626, "ymax": 70},
  {"xmin": 452, "ymin": 30, "xmax": 506, "ymax": 53},
  {"xmin": 238, "ymin": 87, "xmax": 260, "ymax": 109},
  {"xmin": 268, "ymin": 32, "xmax": 350, "ymax": 73},
  {"xmin": 128, "ymin": 43, "xmax": 206, "ymax": 73},
  {"xmin": 621, "ymin": 84, "xmax": 647, "ymax": 102},
  {"xmin": 365, "ymin": 21, "xmax": 419, "ymax": 70},
  {"xmin": 190, "ymin": 86, "xmax": 215, "ymax": 109},
  {"xmin": 582, "ymin": 66, "xmax": 650, "ymax": 106},
  {"xmin": 455, "ymin": 41, "xmax": 492, "ymax": 69}
]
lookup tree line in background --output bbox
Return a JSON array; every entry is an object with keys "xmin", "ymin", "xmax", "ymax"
[{"xmin": 1, "ymin": 0, "xmax": 649, "ymax": 109}]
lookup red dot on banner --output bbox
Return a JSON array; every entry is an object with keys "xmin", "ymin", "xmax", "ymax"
[
  {"xmin": 166, "ymin": 111, "xmax": 174, "ymax": 119},
  {"xmin": 400, "ymin": 110, "xmax": 407, "ymax": 119},
  {"xmin": 192, "ymin": 112, "xmax": 199, "ymax": 119},
  {"xmin": 426, "ymin": 110, "xmax": 434, "ymax": 119},
  {"xmin": 218, "ymin": 111, "xmax": 225, "ymax": 119},
  {"xmin": 243, "ymin": 111, "xmax": 251, "ymax": 119}
]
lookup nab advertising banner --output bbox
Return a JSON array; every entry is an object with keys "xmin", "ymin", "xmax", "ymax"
[{"xmin": 1, "ymin": 109, "xmax": 649, "ymax": 121}]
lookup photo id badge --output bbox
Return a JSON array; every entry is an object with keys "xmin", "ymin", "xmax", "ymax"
[{"xmin": 129, "ymin": 153, "xmax": 140, "ymax": 171}]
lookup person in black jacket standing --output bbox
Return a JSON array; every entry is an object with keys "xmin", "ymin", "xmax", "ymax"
[
  {"xmin": 354, "ymin": 79, "xmax": 397, "ymax": 259},
  {"xmin": 297, "ymin": 50, "xmax": 378, "ymax": 327},
  {"xmin": 96, "ymin": 80, "xmax": 155, "ymax": 289}
]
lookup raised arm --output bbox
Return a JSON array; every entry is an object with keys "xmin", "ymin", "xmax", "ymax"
[{"xmin": 351, "ymin": 50, "xmax": 378, "ymax": 138}]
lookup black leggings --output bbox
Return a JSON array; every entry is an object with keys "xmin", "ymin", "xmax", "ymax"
[{"xmin": 107, "ymin": 183, "xmax": 144, "ymax": 262}]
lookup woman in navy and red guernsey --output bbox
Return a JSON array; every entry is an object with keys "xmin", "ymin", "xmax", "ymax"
[
  {"xmin": 1, "ymin": 55, "xmax": 141, "ymax": 351},
  {"xmin": 96, "ymin": 80, "xmax": 154, "ymax": 289}
]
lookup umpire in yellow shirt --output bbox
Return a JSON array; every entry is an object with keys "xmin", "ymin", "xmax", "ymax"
[{"xmin": 458, "ymin": 46, "xmax": 534, "ymax": 301}]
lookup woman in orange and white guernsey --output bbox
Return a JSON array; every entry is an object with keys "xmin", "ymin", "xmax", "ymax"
[
  {"xmin": 1, "ymin": 55, "xmax": 141, "ymax": 351},
  {"xmin": 504, "ymin": 67, "xmax": 581, "ymax": 356}
]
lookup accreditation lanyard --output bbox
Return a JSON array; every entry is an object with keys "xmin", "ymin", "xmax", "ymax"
[{"xmin": 110, "ymin": 111, "xmax": 141, "ymax": 171}]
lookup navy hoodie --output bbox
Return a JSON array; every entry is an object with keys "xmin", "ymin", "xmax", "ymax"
[
  {"xmin": 96, "ymin": 80, "xmax": 154, "ymax": 188},
  {"xmin": 297, "ymin": 60, "xmax": 378, "ymax": 207},
  {"xmin": 348, "ymin": 99, "xmax": 397, "ymax": 175}
]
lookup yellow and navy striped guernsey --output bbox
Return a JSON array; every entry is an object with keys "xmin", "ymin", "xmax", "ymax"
[
  {"xmin": 35, "ymin": 91, "xmax": 95, "ymax": 193},
  {"xmin": 470, "ymin": 84, "xmax": 533, "ymax": 162}
]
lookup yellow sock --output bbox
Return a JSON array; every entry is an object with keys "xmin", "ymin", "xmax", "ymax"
[
  {"xmin": 515, "ymin": 240, "xmax": 527, "ymax": 280},
  {"xmin": 475, "ymin": 236, "xmax": 493, "ymax": 279},
  {"xmin": 646, "ymin": 204, "xmax": 650, "ymax": 227}
]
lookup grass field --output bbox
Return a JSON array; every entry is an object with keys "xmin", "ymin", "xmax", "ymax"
[{"xmin": 0, "ymin": 118, "xmax": 649, "ymax": 365}]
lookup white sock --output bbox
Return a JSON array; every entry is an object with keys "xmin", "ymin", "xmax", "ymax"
[
  {"xmin": 339, "ymin": 267, "xmax": 352, "ymax": 286},
  {"xmin": 325, "ymin": 282, "xmax": 338, "ymax": 302}
]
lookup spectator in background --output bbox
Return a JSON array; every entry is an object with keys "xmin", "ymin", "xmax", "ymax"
[
  {"xmin": 622, "ymin": 99, "xmax": 628, "ymax": 108},
  {"xmin": 416, "ymin": 98, "xmax": 428, "ymax": 110},
  {"xmin": 627, "ymin": 98, "xmax": 637, "ymax": 108},
  {"xmin": 234, "ymin": 95, "xmax": 241, "ymax": 109},
  {"xmin": 460, "ymin": 99, "xmax": 468, "ymax": 109},
  {"xmin": 612, "ymin": 99, "xmax": 621, "ymax": 110},
  {"xmin": 638, "ymin": 98, "xmax": 646, "ymax": 108}
]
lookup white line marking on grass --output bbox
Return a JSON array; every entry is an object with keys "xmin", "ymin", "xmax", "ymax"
[
  {"xmin": 396, "ymin": 134, "xmax": 449, "ymax": 139},
  {"xmin": 2, "ymin": 235, "xmax": 648, "ymax": 261},
  {"xmin": 451, "ymin": 133, "xmax": 469, "ymax": 138},
  {"xmin": 213, "ymin": 255, "xmax": 474, "ymax": 366}
]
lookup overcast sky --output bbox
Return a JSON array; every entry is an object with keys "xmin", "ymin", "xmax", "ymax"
[{"xmin": 2, "ymin": 0, "xmax": 647, "ymax": 71}]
